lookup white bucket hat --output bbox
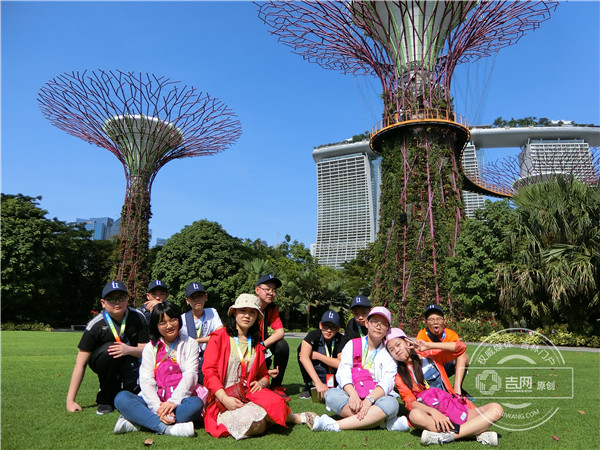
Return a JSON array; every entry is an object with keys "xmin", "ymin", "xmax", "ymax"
[{"xmin": 227, "ymin": 293, "xmax": 264, "ymax": 319}]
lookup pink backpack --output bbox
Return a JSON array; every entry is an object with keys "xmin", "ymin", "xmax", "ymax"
[
  {"xmin": 417, "ymin": 387, "xmax": 469, "ymax": 424},
  {"xmin": 154, "ymin": 344, "xmax": 184, "ymax": 402},
  {"xmin": 351, "ymin": 338, "xmax": 377, "ymax": 399}
]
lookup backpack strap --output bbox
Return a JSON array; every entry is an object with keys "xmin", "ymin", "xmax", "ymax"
[
  {"xmin": 352, "ymin": 337, "xmax": 363, "ymax": 369},
  {"xmin": 185, "ymin": 310, "xmax": 196, "ymax": 338}
]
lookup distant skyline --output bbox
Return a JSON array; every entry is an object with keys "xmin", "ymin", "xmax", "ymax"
[{"xmin": 2, "ymin": 1, "xmax": 599, "ymax": 247}]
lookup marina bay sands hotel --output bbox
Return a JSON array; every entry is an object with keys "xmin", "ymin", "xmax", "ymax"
[{"xmin": 311, "ymin": 125, "xmax": 600, "ymax": 269}]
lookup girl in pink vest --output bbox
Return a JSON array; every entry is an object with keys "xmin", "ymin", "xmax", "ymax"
[{"xmin": 386, "ymin": 328, "xmax": 503, "ymax": 446}]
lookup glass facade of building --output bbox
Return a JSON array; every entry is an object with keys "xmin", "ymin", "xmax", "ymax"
[
  {"xmin": 461, "ymin": 142, "xmax": 486, "ymax": 217},
  {"xmin": 312, "ymin": 141, "xmax": 379, "ymax": 269},
  {"xmin": 518, "ymin": 139, "xmax": 596, "ymax": 185}
]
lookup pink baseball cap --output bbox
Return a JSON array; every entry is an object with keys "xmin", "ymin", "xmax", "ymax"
[
  {"xmin": 385, "ymin": 327, "xmax": 407, "ymax": 342},
  {"xmin": 367, "ymin": 306, "xmax": 391, "ymax": 326}
]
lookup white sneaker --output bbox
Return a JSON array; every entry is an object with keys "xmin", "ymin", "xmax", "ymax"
[
  {"xmin": 164, "ymin": 421, "xmax": 195, "ymax": 437},
  {"xmin": 477, "ymin": 431, "xmax": 499, "ymax": 446},
  {"xmin": 385, "ymin": 415, "xmax": 410, "ymax": 431},
  {"xmin": 308, "ymin": 414, "xmax": 340, "ymax": 432},
  {"xmin": 420, "ymin": 429, "xmax": 455, "ymax": 446},
  {"xmin": 113, "ymin": 416, "xmax": 140, "ymax": 434}
]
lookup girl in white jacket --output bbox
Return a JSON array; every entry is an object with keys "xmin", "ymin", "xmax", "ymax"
[{"xmin": 113, "ymin": 301, "xmax": 203, "ymax": 437}]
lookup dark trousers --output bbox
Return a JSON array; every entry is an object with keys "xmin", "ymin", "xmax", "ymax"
[
  {"xmin": 265, "ymin": 338, "xmax": 289, "ymax": 388},
  {"xmin": 296, "ymin": 345, "xmax": 328, "ymax": 386},
  {"xmin": 88, "ymin": 342, "xmax": 140, "ymax": 406}
]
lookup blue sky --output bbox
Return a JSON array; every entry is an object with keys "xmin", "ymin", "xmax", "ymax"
[{"xmin": 2, "ymin": 1, "xmax": 599, "ymax": 247}]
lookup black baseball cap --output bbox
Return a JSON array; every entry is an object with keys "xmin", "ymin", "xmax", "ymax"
[
  {"xmin": 102, "ymin": 280, "xmax": 127, "ymax": 298},
  {"xmin": 350, "ymin": 295, "xmax": 371, "ymax": 309},
  {"xmin": 256, "ymin": 274, "xmax": 282, "ymax": 288},
  {"xmin": 186, "ymin": 282, "xmax": 206, "ymax": 297},
  {"xmin": 147, "ymin": 280, "xmax": 168, "ymax": 292},
  {"xmin": 320, "ymin": 310, "xmax": 341, "ymax": 326},
  {"xmin": 424, "ymin": 304, "xmax": 445, "ymax": 318}
]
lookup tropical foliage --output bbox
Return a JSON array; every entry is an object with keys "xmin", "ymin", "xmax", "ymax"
[
  {"xmin": 496, "ymin": 178, "xmax": 599, "ymax": 334},
  {"xmin": 1, "ymin": 194, "xmax": 115, "ymax": 326},
  {"xmin": 5, "ymin": 178, "xmax": 598, "ymax": 344}
]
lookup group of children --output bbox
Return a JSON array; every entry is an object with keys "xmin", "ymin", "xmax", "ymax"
[{"xmin": 67, "ymin": 276, "xmax": 503, "ymax": 445}]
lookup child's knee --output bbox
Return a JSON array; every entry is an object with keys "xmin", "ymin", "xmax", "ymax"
[{"xmin": 489, "ymin": 403, "xmax": 503, "ymax": 421}]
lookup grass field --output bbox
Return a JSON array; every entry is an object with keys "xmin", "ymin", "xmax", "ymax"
[{"xmin": 1, "ymin": 331, "xmax": 598, "ymax": 449}]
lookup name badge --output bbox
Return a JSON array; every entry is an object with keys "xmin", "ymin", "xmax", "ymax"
[{"xmin": 326, "ymin": 373, "xmax": 335, "ymax": 388}]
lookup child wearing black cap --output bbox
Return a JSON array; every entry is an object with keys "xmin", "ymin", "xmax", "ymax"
[
  {"xmin": 66, "ymin": 281, "xmax": 150, "ymax": 415},
  {"xmin": 343, "ymin": 295, "xmax": 372, "ymax": 339},
  {"xmin": 298, "ymin": 310, "xmax": 348, "ymax": 400},
  {"xmin": 180, "ymin": 281, "xmax": 223, "ymax": 383},
  {"xmin": 416, "ymin": 305, "xmax": 470, "ymax": 396},
  {"xmin": 139, "ymin": 280, "xmax": 170, "ymax": 324}
]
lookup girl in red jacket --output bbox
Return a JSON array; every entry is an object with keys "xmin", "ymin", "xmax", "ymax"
[
  {"xmin": 202, "ymin": 294, "xmax": 309, "ymax": 439},
  {"xmin": 385, "ymin": 328, "xmax": 503, "ymax": 446}
]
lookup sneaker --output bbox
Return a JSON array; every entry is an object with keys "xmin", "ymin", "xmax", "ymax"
[
  {"xmin": 385, "ymin": 415, "xmax": 410, "ymax": 431},
  {"xmin": 307, "ymin": 413, "xmax": 340, "ymax": 432},
  {"xmin": 300, "ymin": 385, "xmax": 311, "ymax": 400},
  {"xmin": 164, "ymin": 421, "xmax": 195, "ymax": 437},
  {"xmin": 477, "ymin": 431, "xmax": 499, "ymax": 446},
  {"xmin": 114, "ymin": 416, "xmax": 140, "ymax": 434},
  {"xmin": 272, "ymin": 386, "xmax": 290, "ymax": 401},
  {"xmin": 420, "ymin": 430, "xmax": 455, "ymax": 446},
  {"xmin": 96, "ymin": 404, "xmax": 114, "ymax": 415}
]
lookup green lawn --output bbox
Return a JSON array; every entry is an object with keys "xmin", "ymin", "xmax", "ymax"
[{"xmin": 1, "ymin": 331, "xmax": 598, "ymax": 449}]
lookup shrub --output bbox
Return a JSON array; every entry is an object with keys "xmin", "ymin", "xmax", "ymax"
[{"xmin": 0, "ymin": 322, "xmax": 52, "ymax": 332}]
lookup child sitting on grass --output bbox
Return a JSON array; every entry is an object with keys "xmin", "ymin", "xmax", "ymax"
[
  {"xmin": 297, "ymin": 310, "xmax": 348, "ymax": 400},
  {"xmin": 66, "ymin": 281, "xmax": 149, "ymax": 415},
  {"xmin": 385, "ymin": 327, "xmax": 503, "ymax": 446}
]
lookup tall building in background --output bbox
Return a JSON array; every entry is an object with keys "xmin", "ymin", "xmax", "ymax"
[
  {"xmin": 76, "ymin": 217, "xmax": 115, "ymax": 240},
  {"xmin": 75, "ymin": 216, "xmax": 126, "ymax": 241},
  {"xmin": 461, "ymin": 143, "xmax": 486, "ymax": 217},
  {"xmin": 518, "ymin": 138, "xmax": 596, "ymax": 186},
  {"xmin": 312, "ymin": 140, "xmax": 380, "ymax": 269},
  {"xmin": 313, "ymin": 125, "xmax": 598, "ymax": 269}
]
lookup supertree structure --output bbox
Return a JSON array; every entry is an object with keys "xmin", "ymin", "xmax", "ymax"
[
  {"xmin": 258, "ymin": 1, "xmax": 557, "ymax": 322},
  {"xmin": 39, "ymin": 70, "xmax": 242, "ymax": 304}
]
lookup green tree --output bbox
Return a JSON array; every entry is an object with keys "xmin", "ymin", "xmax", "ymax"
[
  {"xmin": 341, "ymin": 244, "xmax": 376, "ymax": 298},
  {"xmin": 287, "ymin": 270, "xmax": 323, "ymax": 329},
  {"xmin": 446, "ymin": 200, "xmax": 514, "ymax": 320},
  {"xmin": 496, "ymin": 178, "xmax": 600, "ymax": 333},
  {"xmin": 151, "ymin": 220, "xmax": 250, "ymax": 311},
  {"xmin": 1, "ymin": 194, "xmax": 114, "ymax": 326}
]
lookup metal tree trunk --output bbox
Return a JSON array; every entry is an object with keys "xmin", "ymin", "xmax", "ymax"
[{"xmin": 372, "ymin": 124, "xmax": 467, "ymax": 323}]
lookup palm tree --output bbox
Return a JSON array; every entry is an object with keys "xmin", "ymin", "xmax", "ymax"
[
  {"xmin": 497, "ymin": 177, "xmax": 600, "ymax": 333},
  {"xmin": 288, "ymin": 270, "xmax": 323, "ymax": 330},
  {"xmin": 243, "ymin": 258, "xmax": 276, "ymax": 283}
]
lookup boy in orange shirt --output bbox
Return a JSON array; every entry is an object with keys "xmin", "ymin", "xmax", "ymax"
[{"xmin": 416, "ymin": 305, "xmax": 470, "ymax": 396}]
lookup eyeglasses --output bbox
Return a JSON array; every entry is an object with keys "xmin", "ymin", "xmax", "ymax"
[
  {"xmin": 321, "ymin": 324, "xmax": 339, "ymax": 331},
  {"xmin": 368, "ymin": 319, "xmax": 389, "ymax": 329},
  {"xmin": 158, "ymin": 318, "xmax": 179, "ymax": 327},
  {"xmin": 258, "ymin": 286, "xmax": 277, "ymax": 295},
  {"xmin": 427, "ymin": 318, "xmax": 444, "ymax": 324},
  {"xmin": 104, "ymin": 296, "xmax": 127, "ymax": 305}
]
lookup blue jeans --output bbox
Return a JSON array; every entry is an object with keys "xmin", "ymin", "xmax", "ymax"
[
  {"xmin": 114, "ymin": 391, "xmax": 204, "ymax": 434},
  {"xmin": 325, "ymin": 387, "xmax": 399, "ymax": 420}
]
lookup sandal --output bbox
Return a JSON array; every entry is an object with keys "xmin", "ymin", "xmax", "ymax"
[{"xmin": 304, "ymin": 412, "xmax": 318, "ymax": 430}]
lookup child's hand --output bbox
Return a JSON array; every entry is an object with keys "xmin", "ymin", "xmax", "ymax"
[
  {"xmin": 108, "ymin": 342, "xmax": 131, "ymax": 358},
  {"xmin": 268, "ymin": 366, "xmax": 279, "ymax": 378},
  {"xmin": 66, "ymin": 399, "xmax": 82, "ymax": 412},
  {"xmin": 144, "ymin": 299, "xmax": 161, "ymax": 312},
  {"xmin": 413, "ymin": 339, "xmax": 429, "ymax": 352}
]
